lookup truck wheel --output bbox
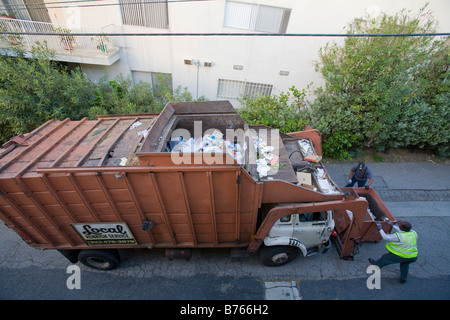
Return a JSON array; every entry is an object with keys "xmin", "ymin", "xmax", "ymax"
[
  {"xmin": 260, "ymin": 246, "xmax": 299, "ymax": 267},
  {"xmin": 78, "ymin": 249, "xmax": 120, "ymax": 270}
]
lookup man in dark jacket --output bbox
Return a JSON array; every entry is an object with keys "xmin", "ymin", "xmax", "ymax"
[{"xmin": 345, "ymin": 162, "xmax": 374, "ymax": 189}]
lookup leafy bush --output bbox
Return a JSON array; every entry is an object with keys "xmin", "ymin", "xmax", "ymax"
[
  {"xmin": 238, "ymin": 7, "xmax": 448, "ymax": 159},
  {"xmin": 237, "ymin": 86, "xmax": 309, "ymax": 133},
  {"xmin": 0, "ymin": 42, "xmax": 202, "ymax": 143},
  {"xmin": 0, "ymin": 43, "xmax": 93, "ymax": 142},
  {"xmin": 86, "ymin": 73, "xmax": 202, "ymax": 119},
  {"xmin": 310, "ymin": 6, "xmax": 449, "ymax": 159},
  {"xmin": 87, "ymin": 73, "xmax": 160, "ymax": 119}
]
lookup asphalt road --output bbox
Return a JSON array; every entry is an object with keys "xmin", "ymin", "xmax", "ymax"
[{"xmin": 1, "ymin": 213, "xmax": 450, "ymax": 301}]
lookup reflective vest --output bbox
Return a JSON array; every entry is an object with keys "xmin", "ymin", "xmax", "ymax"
[{"xmin": 385, "ymin": 231, "xmax": 418, "ymax": 258}]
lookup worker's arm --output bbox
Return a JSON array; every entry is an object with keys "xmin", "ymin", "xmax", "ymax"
[
  {"xmin": 375, "ymin": 221, "xmax": 400, "ymax": 242},
  {"xmin": 379, "ymin": 228, "xmax": 400, "ymax": 242},
  {"xmin": 364, "ymin": 167, "xmax": 375, "ymax": 189},
  {"xmin": 348, "ymin": 169, "xmax": 355, "ymax": 184}
]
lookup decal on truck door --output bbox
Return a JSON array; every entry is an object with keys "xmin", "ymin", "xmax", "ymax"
[{"xmin": 72, "ymin": 222, "xmax": 137, "ymax": 246}]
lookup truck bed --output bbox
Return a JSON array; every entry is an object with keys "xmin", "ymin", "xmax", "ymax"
[{"xmin": 0, "ymin": 110, "xmax": 262, "ymax": 249}]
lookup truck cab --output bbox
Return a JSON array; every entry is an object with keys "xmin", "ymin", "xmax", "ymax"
[{"xmin": 260, "ymin": 208, "xmax": 334, "ymax": 266}]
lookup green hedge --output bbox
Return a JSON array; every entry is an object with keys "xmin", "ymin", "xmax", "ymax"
[
  {"xmin": 0, "ymin": 43, "xmax": 199, "ymax": 144},
  {"xmin": 239, "ymin": 6, "xmax": 449, "ymax": 159}
]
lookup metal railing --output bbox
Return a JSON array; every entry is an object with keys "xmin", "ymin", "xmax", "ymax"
[{"xmin": 0, "ymin": 17, "xmax": 116, "ymax": 55}]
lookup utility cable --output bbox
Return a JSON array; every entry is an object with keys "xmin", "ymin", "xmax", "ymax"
[{"xmin": 1, "ymin": 31, "xmax": 449, "ymax": 37}]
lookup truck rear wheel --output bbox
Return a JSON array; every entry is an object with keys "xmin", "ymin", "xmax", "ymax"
[
  {"xmin": 260, "ymin": 245, "xmax": 299, "ymax": 267},
  {"xmin": 78, "ymin": 249, "xmax": 120, "ymax": 270}
]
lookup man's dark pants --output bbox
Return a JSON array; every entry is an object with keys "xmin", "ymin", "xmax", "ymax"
[{"xmin": 374, "ymin": 252, "xmax": 418, "ymax": 282}]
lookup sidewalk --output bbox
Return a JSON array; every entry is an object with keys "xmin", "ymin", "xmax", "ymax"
[{"xmin": 325, "ymin": 161, "xmax": 450, "ymax": 218}]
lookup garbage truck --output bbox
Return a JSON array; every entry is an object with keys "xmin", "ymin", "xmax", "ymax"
[{"xmin": 0, "ymin": 101, "xmax": 395, "ymax": 270}]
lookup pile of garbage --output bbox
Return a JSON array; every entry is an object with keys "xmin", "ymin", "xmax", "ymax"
[
  {"xmin": 169, "ymin": 130, "xmax": 243, "ymax": 164},
  {"xmin": 253, "ymin": 135, "xmax": 279, "ymax": 178},
  {"xmin": 168, "ymin": 130, "xmax": 280, "ymax": 179},
  {"xmin": 296, "ymin": 138, "xmax": 340, "ymax": 194},
  {"xmin": 314, "ymin": 168, "xmax": 340, "ymax": 194},
  {"xmin": 298, "ymin": 139, "xmax": 314, "ymax": 156}
]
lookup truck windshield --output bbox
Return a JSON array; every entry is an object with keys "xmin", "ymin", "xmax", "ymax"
[{"xmin": 299, "ymin": 212, "xmax": 328, "ymax": 222}]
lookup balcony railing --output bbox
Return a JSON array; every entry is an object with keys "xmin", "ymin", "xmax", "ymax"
[{"xmin": 0, "ymin": 17, "xmax": 120, "ymax": 65}]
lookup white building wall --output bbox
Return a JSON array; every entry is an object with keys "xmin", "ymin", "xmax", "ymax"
[{"xmin": 45, "ymin": 0, "xmax": 450, "ymax": 104}]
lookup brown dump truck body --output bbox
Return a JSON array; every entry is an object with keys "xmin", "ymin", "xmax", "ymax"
[
  {"xmin": 0, "ymin": 101, "xmax": 394, "ymax": 263},
  {"xmin": 0, "ymin": 113, "xmax": 262, "ymax": 249}
]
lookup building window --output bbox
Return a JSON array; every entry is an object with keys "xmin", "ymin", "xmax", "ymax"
[
  {"xmin": 151, "ymin": 72, "xmax": 172, "ymax": 94},
  {"xmin": 119, "ymin": 0, "xmax": 169, "ymax": 29},
  {"xmin": 131, "ymin": 70, "xmax": 151, "ymax": 85},
  {"xmin": 132, "ymin": 71, "xmax": 173, "ymax": 95},
  {"xmin": 217, "ymin": 79, "xmax": 273, "ymax": 99},
  {"xmin": 224, "ymin": 1, "xmax": 291, "ymax": 33}
]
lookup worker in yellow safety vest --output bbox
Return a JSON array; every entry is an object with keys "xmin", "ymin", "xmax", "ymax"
[{"xmin": 369, "ymin": 220, "xmax": 418, "ymax": 283}]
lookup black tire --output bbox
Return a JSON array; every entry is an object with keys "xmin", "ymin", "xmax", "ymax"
[
  {"xmin": 260, "ymin": 245, "xmax": 300, "ymax": 267},
  {"xmin": 78, "ymin": 249, "xmax": 120, "ymax": 270}
]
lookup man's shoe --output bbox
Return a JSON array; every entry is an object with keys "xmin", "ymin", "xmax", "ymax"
[
  {"xmin": 368, "ymin": 258, "xmax": 377, "ymax": 265},
  {"xmin": 400, "ymin": 279, "xmax": 407, "ymax": 284}
]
